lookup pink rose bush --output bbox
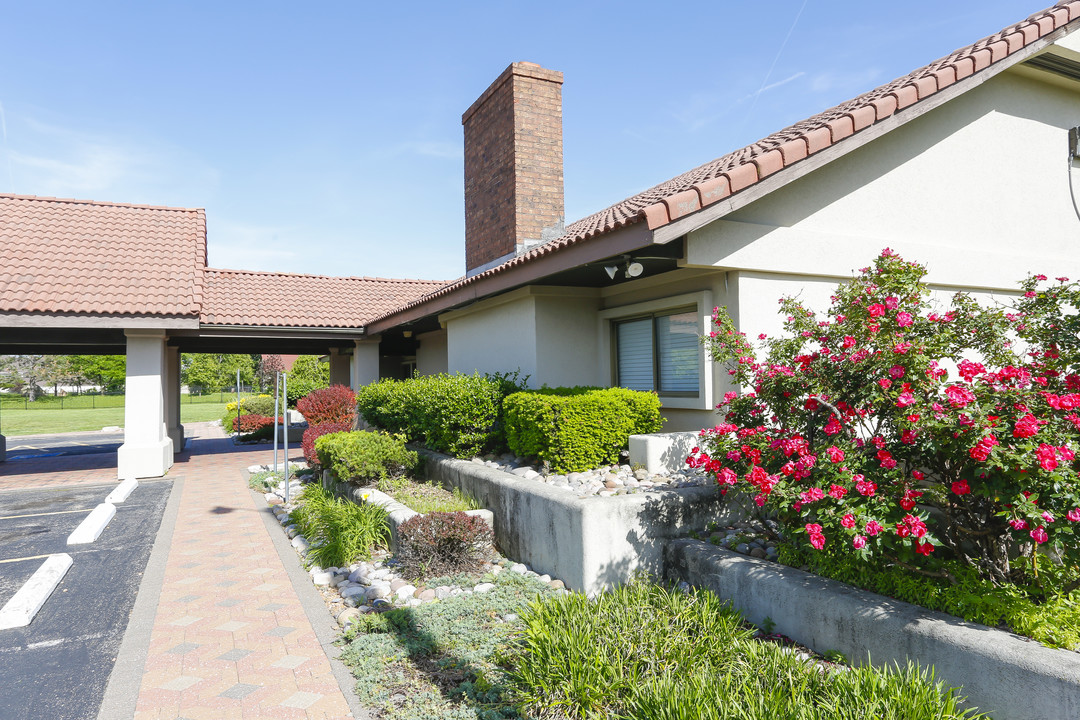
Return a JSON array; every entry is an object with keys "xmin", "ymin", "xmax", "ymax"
[{"xmin": 688, "ymin": 250, "xmax": 1080, "ymax": 586}]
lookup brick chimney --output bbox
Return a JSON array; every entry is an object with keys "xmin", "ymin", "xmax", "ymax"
[{"xmin": 462, "ymin": 62, "xmax": 564, "ymax": 276}]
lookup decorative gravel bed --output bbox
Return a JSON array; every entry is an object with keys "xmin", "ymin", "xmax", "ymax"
[
  {"xmin": 256, "ymin": 467, "xmax": 570, "ymax": 635},
  {"xmin": 468, "ymin": 451, "xmax": 711, "ymax": 497}
]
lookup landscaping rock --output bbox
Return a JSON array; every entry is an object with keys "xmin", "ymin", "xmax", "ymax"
[
  {"xmin": 291, "ymin": 536, "xmax": 310, "ymax": 553},
  {"xmin": 435, "ymin": 586, "xmax": 452, "ymax": 600},
  {"xmin": 337, "ymin": 608, "xmax": 360, "ymax": 627},
  {"xmin": 365, "ymin": 583, "xmax": 391, "ymax": 601},
  {"xmin": 417, "ymin": 588, "xmax": 436, "ymax": 602},
  {"xmin": 341, "ymin": 586, "xmax": 367, "ymax": 599},
  {"xmin": 473, "ymin": 583, "xmax": 495, "ymax": 593},
  {"xmin": 548, "ymin": 579, "xmax": 565, "ymax": 590},
  {"xmin": 389, "ymin": 579, "xmax": 408, "ymax": 593},
  {"xmin": 509, "ymin": 563, "xmax": 527, "ymax": 574},
  {"xmin": 394, "ymin": 585, "xmax": 417, "ymax": 601},
  {"xmin": 312, "ymin": 571, "xmax": 334, "ymax": 586}
]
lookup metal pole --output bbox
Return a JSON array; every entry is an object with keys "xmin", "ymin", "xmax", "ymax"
[
  {"xmin": 283, "ymin": 372, "xmax": 290, "ymax": 504},
  {"xmin": 235, "ymin": 368, "xmax": 242, "ymax": 437},
  {"xmin": 272, "ymin": 371, "xmax": 280, "ymax": 474}
]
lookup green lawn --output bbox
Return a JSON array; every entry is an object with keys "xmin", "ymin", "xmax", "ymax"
[{"xmin": 0, "ymin": 402, "xmax": 229, "ymax": 436}]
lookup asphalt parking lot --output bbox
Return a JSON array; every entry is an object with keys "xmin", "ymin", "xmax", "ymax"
[
  {"xmin": 3, "ymin": 431, "xmax": 125, "ymax": 460},
  {"xmin": 0, "ymin": 480, "xmax": 172, "ymax": 720}
]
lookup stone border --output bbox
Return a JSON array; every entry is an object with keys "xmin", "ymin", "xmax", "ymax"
[
  {"xmin": 665, "ymin": 538, "xmax": 1080, "ymax": 720},
  {"xmin": 419, "ymin": 448, "xmax": 739, "ymax": 594}
]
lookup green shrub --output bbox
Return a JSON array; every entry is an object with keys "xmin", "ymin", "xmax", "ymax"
[
  {"xmin": 504, "ymin": 387, "xmax": 664, "ymax": 473},
  {"xmin": 396, "ymin": 511, "xmax": 494, "ymax": 580},
  {"xmin": 315, "ymin": 430, "xmax": 419, "ymax": 484},
  {"xmin": 290, "ymin": 483, "xmax": 390, "ymax": 567},
  {"xmin": 356, "ymin": 372, "xmax": 522, "ymax": 457}
]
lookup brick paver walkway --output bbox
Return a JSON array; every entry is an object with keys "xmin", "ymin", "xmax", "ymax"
[{"xmin": 1, "ymin": 423, "xmax": 356, "ymax": 719}]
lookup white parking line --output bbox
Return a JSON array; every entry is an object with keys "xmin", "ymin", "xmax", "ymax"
[{"xmin": 0, "ymin": 554, "xmax": 73, "ymax": 630}]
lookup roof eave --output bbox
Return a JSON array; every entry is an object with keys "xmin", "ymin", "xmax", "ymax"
[
  {"xmin": 653, "ymin": 22, "xmax": 1080, "ymax": 244},
  {"xmin": 366, "ymin": 220, "xmax": 654, "ymax": 334}
]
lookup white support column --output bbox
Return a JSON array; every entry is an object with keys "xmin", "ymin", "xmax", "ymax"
[
  {"xmin": 117, "ymin": 330, "xmax": 174, "ymax": 479},
  {"xmin": 328, "ymin": 347, "xmax": 352, "ymax": 387},
  {"xmin": 351, "ymin": 337, "xmax": 381, "ymax": 390},
  {"xmin": 164, "ymin": 344, "xmax": 184, "ymax": 454}
]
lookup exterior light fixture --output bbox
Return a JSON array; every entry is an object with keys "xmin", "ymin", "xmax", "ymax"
[
  {"xmin": 626, "ymin": 262, "xmax": 644, "ymax": 278},
  {"xmin": 604, "ymin": 265, "xmax": 619, "ymax": 279}
]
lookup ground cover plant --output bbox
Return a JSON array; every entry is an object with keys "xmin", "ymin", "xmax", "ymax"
[
  {"xmin": 502, "ymin": 580, "xmax": 980, "ymax": 720},
  {"xmin": 688, "ymin": 249, "xmax": 1080, "ymax": 646},
  {"xmin": 380, "ymin": 479, "xmax": 481, "ymax": 515},
  {"xmin": 290, "ymin": 483, "xmax": 390, "ymax": 568},
  {"xmin": 338, "ymin": 571, "xmax": 552, "ymax": 720}
]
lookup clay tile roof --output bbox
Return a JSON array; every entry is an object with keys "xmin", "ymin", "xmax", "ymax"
[
  {"xmin": 0, "ymin": 193, "xmax": 206, "ymax": 317},
  {"xmin": 199, "ymin": 269, "xmax": 447, "ymax": 328},
  {"xmin": 373, "ymin": 1, "xmax": 1080, "ymax": 325}
]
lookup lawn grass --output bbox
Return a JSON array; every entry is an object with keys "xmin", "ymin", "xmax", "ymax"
[{"xmin": 0, "ymin": 401, "xmax": 229, "ymax": 436}]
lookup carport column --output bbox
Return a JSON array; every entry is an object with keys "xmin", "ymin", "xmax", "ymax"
[
  {"xmin": 351, "ymin": 337, "xmax": 381, "ymax": 390},
  {"xmin": 164, "ymin": 344, "xmax": 184, "ymax": 454},
  {"xmin": 117, "ymin": 330, "xmax": 174, "ymax": 479},
  {"xmin": 328, "ymin": 347, "xmax": 351, "ymax": 387}
]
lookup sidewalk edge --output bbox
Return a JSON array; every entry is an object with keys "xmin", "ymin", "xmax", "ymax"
[
  {"xmin": 96, "ymin": 476, "xmax": 183, "ymax": 720},
  {"xmin": 252, "ymin": 487, "xmax": 374, "ymax": 720}
]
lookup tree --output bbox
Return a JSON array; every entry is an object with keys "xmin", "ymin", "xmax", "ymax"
[
  {"xmin": 285, "ymin": 355, "xmax": 330, "ymax": 405},
  {"xmin": 0, "ymin": 355, "xmax": 64, "ymax": 401},
  {"xmin": 255, "ymin": 354, "xmax": 285, "ymax": 393},
  {"xmin": 181, "ymin": 354, "xmax": 255, "ymax": 393},
  {"xmin": 67, "ymin": 355, "xmax": 126, "ymax": 392}
]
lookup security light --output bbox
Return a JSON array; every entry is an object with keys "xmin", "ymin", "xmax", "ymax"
[
  {"xmin": 604, "ymin": 265, "xmax": 619, "ymax": 279},
  {"xmin": 626, "ymin": 262, "xmax": 644, "ymax": 278}
]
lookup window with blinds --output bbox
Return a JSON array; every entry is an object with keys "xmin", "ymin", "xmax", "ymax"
[{"xmin": 615, "ymin": 309, "xmax": 700, "ymax": 395}]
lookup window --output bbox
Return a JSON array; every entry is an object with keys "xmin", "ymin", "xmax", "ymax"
[{"xmin": 615, "ymin": 309, "xmax": 700, "ymax": 395}]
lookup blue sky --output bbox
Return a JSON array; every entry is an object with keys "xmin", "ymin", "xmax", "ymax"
[{"xmin": 0, "ymin": 1, "xmax": 1046, "ymax": 281}]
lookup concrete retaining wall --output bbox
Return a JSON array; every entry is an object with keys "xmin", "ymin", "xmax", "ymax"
[
  {"xmin": 665, "ymin": 538, "xmax": 1080, "ymax": 720},
  {"xmin": 419, "ymin": 449, "xmax": 738, "ymax": 594},
  {"xmin": 628, "ymin": 431, "xmax": 700, "ymax": 475}
]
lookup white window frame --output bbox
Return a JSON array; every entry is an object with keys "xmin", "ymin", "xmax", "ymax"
[{"xmin": 598, "ymin": 291, "xmax": 713, "ymax": 410}]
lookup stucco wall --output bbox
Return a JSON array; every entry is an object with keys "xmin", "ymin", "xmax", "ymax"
[
  {"xmin": 445, "ymin": 293, "xmax": 538, "ymax": 379},
  {"xmin": 688, "ymin": 70, "xmax": 1080, "ymax": 287},
  {"xmin": 533, "ymin": 293, "xmax": 601, "ymax": 387},
  {"xmin": 415, "ymin": 329, "xmax": 448, "ymax": 375}
]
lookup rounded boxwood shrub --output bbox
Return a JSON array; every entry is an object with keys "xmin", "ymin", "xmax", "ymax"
[
  {"xmin": 504, "ymin": 387, "xmax": 664, "ymax": 472},
  {"xmin": 314, "ymin": 430, "xmax": 418, "ymax": 484}
]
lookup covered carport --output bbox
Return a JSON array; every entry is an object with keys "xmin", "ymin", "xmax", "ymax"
[{"xmin": 0, "ymin": 193, "xmax": 445, "ymax": 478}]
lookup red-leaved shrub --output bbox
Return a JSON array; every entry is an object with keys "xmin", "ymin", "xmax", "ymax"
[
  {"xmin": 297, "ymin": 384, "xmax": 357, "ymax": 427},
  {"xmin": 232, "ymin": 414, "xmax": 282, "ymax": 433},
  {"xmin": 302, "ymin": 421, "xmax": 354, "ymax": 467},
  {"xmin": 396, "ymin": 511, "xmax": 494, "ymax": 580}
]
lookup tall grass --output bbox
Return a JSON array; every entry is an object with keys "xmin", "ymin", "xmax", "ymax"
[
  {"xmin": 503, "ymin": 581, "xmax": 985, "ymax": 720},
  {"xmin": 290, "ymin": 484, "xmax": 390, "ymax": 568}
]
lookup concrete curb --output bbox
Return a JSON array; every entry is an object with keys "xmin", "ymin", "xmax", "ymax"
[
  {"xmin": 665, "ymin": 538, "xmax": 1080, "ymax": 720},
  {"xmin": 105, "ymin": 478, "xmax": 138, "ymax": 504},
  {"xmin": 0, "ymin": 553, "xmax": 74, "ymax": 629},
  {"xmin": 67, "ymin": 503, "xmax": 117, "ymax": 545}
]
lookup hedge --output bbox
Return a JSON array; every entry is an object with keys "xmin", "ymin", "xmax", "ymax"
[
  {"xmin": 355, "ymin": 372, "xmax": 525, "ymax": 457},
  {"xmin": 314, "ymin": 430, "xmax": 419, "ymax": 484},
  {"xmin": 504, "ymin": 387, "xmax": 664, "ymax": 473}
]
